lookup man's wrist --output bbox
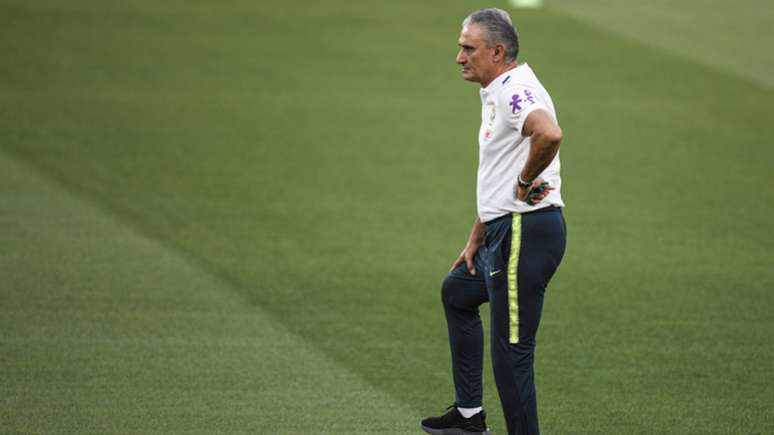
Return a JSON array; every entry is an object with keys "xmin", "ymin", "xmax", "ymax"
[{"xmin": 517, "ymin": 174, "xmax": 533, "ymax": 188}]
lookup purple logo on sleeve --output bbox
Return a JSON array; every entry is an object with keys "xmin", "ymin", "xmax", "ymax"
[
  {"xmin": 524, "ymin": 89, "xmax": 535, "ymax": 104},
  {"xmin": 509, "ymin": 94, "xmax": 523, "ymax": 113}
]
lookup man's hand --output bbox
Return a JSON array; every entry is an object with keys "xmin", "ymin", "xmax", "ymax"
[
  {"xmin": 450, "ymin": 241, "xmax": 482, "ymax": 275},
  {"xmin": 450, "ymin": 217, "xmax": 486, "ymax": 275},
  {"xmin": 516, "ymin": 177, "xmax": 554, "ymax": 205}
]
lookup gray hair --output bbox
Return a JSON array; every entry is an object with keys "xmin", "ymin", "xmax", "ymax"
[{"xmin": 462, "ymin": 8, "xmax": 519, "ymax": 63}]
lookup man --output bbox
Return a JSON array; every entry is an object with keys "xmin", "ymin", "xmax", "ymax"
[{"xmin": 420, "ymin": 8, "xmax": 566, "ymax": 435}]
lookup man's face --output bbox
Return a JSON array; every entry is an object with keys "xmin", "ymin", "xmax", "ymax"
[{"xmin": 456, "ymin": 24, "xmax": 494, "ymax": 85}]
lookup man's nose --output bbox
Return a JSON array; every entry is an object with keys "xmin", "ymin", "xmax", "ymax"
[{"xmin": 456, "ymin": 51, "xmax": 465, "ymax": 64}]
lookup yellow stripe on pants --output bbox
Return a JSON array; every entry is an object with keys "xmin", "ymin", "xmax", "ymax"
[{"xmin": 507, "ymin": 213, "xmax": 522, "ymax": 344}]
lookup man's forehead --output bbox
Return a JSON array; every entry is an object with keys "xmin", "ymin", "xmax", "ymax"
[{"xmin": 459, "ymin": 24, "xmax": 484, "ymax": 45}]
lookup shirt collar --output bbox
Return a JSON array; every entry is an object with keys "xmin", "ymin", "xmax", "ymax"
[{"xmin": 480, "ymin": 63, "xmax": 529, "ymax": 96}]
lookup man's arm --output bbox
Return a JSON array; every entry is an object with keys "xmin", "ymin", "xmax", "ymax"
[
  {"xmin": 516, "ymin": 109, "xmax": 562, "ymax": 202},
  {"xmin": 449, "ymin": 216, "xmax": 486, "ymax": 275}
]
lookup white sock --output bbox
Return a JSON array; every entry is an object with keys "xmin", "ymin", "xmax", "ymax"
[{"xmin": 457, "ymin": 406, "xmax": 482, "ymax": 419}]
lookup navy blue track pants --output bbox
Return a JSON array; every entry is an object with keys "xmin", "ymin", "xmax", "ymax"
[{"xmin": 442, "ymin": 207, "xmax": 566, "ymax": 435}]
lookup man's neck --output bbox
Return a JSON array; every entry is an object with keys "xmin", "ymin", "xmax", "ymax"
[{"xmin": 481, "ymin": 62, "xmax": 519, "ymax": 88}]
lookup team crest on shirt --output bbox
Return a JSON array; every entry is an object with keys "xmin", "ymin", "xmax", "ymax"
[
  {"xmin": 482, "ymin": 101, "xmax": 496, "ymax": 141},
  {"xmin": 488, "ymin": 105, "xmax": 496, "ymax": 126},
  {"xmin": 483, "ymin": 101, "xmax": 496, "ymax": 140}
]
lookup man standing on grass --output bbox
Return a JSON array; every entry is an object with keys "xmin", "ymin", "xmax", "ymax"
[{"xmin": 420, "ymin": 8, "xmax": 566, "ymax": 435}]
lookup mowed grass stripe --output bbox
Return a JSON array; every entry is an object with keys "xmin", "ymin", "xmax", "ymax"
[
  {"xmin": 0, "ymin": 153, "xmax": 418, "ymax": 434},
  {"xmin": 548, "ymin": 0, "xmax": 774, "ymax": 88}
]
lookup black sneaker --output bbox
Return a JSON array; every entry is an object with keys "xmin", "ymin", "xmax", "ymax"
[{"xmin": 420, "ymin": 403, "xmax": 491, "ymax": 435}]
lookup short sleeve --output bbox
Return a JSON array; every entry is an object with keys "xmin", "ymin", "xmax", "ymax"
[{"xmin": 503, "ymin": 87, "xmax": 549, "ymax": 135}]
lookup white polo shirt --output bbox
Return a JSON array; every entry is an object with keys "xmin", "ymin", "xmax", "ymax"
[{"xmin": 477, "ymin": 63, "xmax": 564, "ymax": 222}]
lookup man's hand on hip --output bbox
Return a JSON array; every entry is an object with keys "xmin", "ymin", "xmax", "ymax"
[{"xmin": 516, "ymin": 177, "xmax": 554, "ymax": 205}]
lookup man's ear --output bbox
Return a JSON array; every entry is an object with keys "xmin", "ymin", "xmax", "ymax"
[{"xmin": 492, "ymin": 44, "xmax": 505, "ymax": 63}]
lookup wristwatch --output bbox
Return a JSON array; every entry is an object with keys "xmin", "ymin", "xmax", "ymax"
[{"xmin": 517, "ymin": 174, "xmax": 532, "ymax": 188}]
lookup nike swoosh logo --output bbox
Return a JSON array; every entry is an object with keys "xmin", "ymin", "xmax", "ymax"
[{"xmin": 490, "ymin": 269, "xmax": 502, "ymax": 277}]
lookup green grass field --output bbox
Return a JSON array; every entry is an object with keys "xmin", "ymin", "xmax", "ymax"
[{"xmin": 1, "ymin": 0, "xmax": 773, "ymax": 433}]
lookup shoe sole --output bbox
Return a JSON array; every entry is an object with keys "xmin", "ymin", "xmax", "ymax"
[{"xmin": 420, "ymin": 424, "xmax": 491, "ymax": 435}]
